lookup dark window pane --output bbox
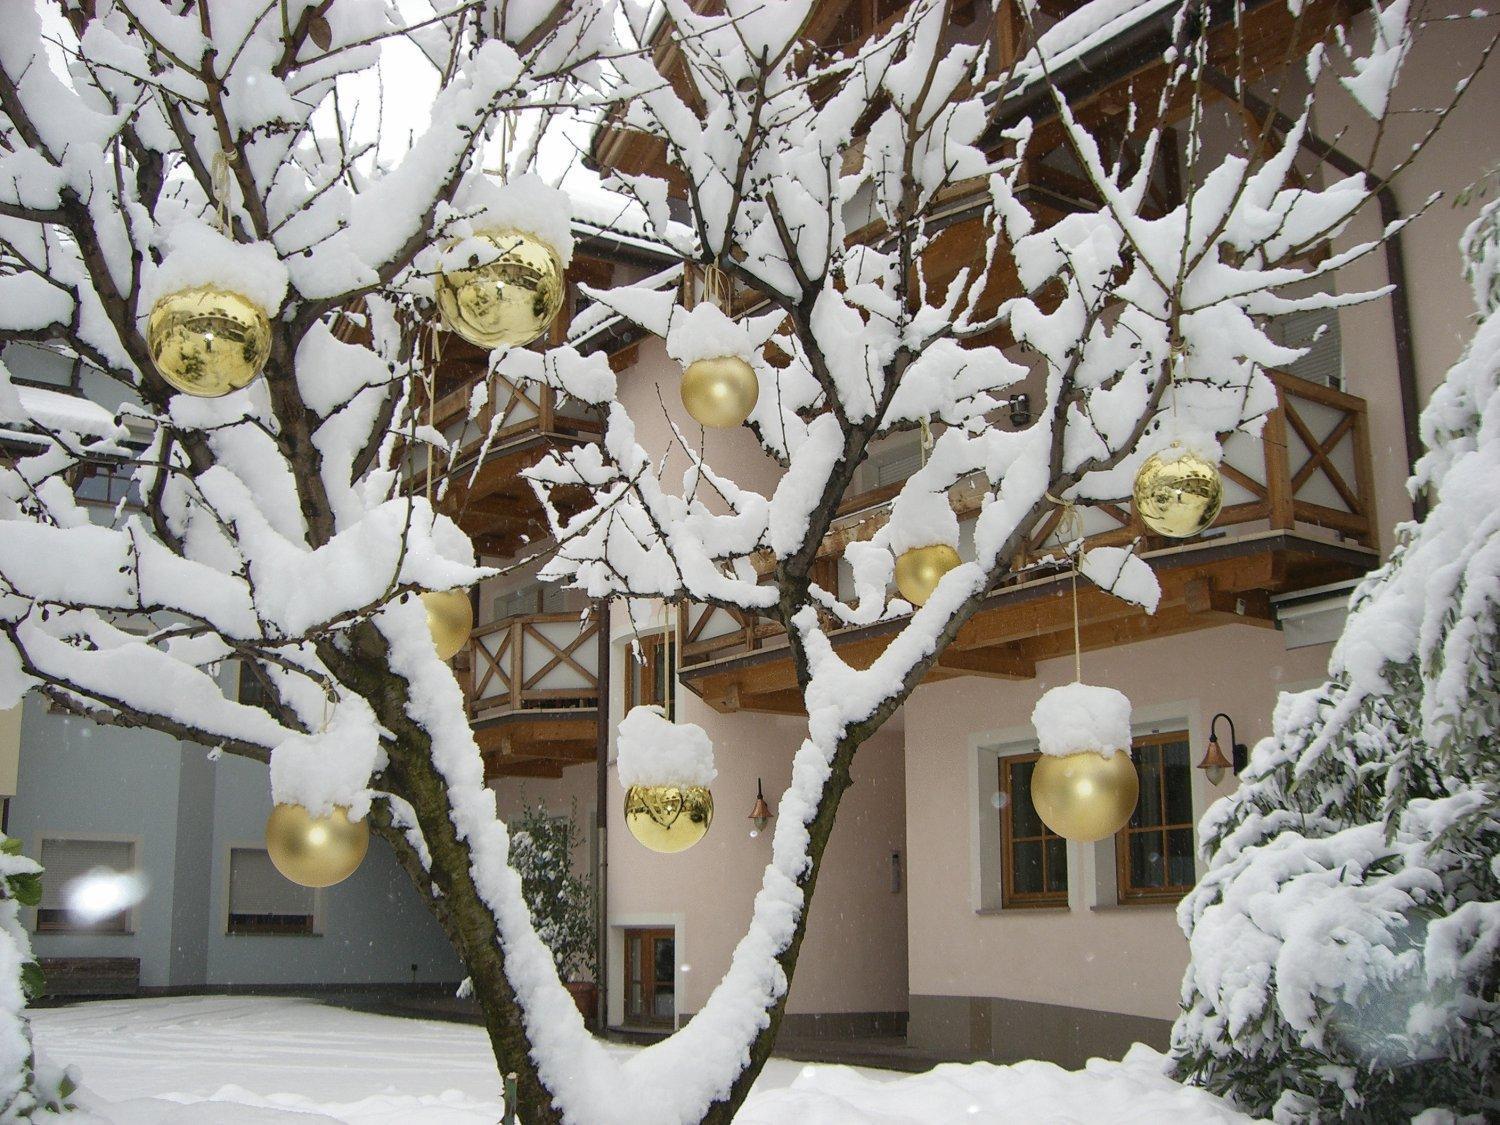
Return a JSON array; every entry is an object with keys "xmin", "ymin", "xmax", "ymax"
[
  {"xmin": 1163, "ymin": 739, "xmax": 1190, "ymax": 771},
  {"xmin": 1129, "ymin": 832, "xmax": 1165, "ymax": 889},
  {"xmin": 1164, "ymin": 752, "xmax": 1194, "ymax": 826},
  {"xmin": 1167, "ymin": 829, "xmax": 1195, "ymax": 886},
  {"xmin": 1135, "ymin": 755, "xmax": 1164, "ymax": 828},
  {"xmin": 654, "ymin": 937, "xmax": 674, "ymax": 982},
  {"xmin": 1012, "ymin": 840, "xmax": 1044, "ymax": 893},
  {"xmin": 1010, "ymin": 761, "xmax": 1042, "ymax": 837},
  {"xmin": 1044, "ymin": 838, "xmax": 1067, "ymax": 893}
]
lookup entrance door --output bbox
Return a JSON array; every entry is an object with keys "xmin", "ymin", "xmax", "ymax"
[{"xmin": 624, "ymin": 928, "xmax": 675, "ymax": 1026}]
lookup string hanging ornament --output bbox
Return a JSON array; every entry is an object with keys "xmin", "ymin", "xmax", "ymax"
[
  {"xmin": 680, "ymin": 263, "xmax": 759, "ymax": 428},
  {"xmin": 265, "ymin": 682, "xmax": 370, "ymax": 888},
  {"xmin": 434, "ymin": 113, "xmax": 565, "ymax": 350},
  {"xmin": 1027, "ymin": 499, "xmax": 1140, "ymax": 843},
  {"xmin": 146, "ymin": 151, "xmax": 273, "ymax": 397},
  {"xmin": 624, "ymin": 601, "xmax": 715, "ymax": 853},
  {"xmin": 412, "ymin": 324, "xmax": 474, "ymax": 661},
  {"xmin": 1132, "ymin": 338, "xmax": 1224, "ymax": 538},
  {"xmin": 893, "ymin": 416, "xmax": 961, "ymax": 607}
]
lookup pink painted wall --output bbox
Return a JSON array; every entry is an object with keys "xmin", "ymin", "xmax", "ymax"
[
  {"xmin": 904, "ymin": 625, "xmax": 1332, "ymax": 1018},
  {"xmin": 604, "ymin": 668, "xmax": 910, "ymax": 1018}
]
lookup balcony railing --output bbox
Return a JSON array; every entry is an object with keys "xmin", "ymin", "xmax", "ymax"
[
  {"xmin": 681, "ymin": 367, "xmax": 1376, "ymax": 669},
  {"xmin": 464, "ymin": 612, "xmax": 600, "ymax": 720}
]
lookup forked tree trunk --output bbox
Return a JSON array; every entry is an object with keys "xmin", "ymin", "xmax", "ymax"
[{"xmin": 331, "ymin": 623, "xmax": 865, "ymax": 1124}]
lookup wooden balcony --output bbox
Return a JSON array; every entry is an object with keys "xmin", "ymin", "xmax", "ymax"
[
  {"xmin": 677, "ymin": 369, "xmax": 1379, "ymax": 715},
  {"xmin": 464, "ymin": 612, "xmax": 600, "ymax": 779}
]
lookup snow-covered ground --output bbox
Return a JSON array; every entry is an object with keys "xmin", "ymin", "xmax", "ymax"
[{"xmin": 28, "ymin": 996, "xmax": 1255, "ymax": 1123}]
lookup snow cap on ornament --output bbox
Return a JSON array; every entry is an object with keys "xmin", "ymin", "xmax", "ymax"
[
  {"xmin": 616, "ymin": 705, "xmax": 717, "ymax": 788},
  {"xmin": 140, "ymin": 220, "xmax": 290, "ymax": 317},
  {"xmin": 667, "ymin": 302, "xmax": 759, "ymax": 428},
  {"xmin": 1030, "ymin": 681, "xmax": 1132, "ymax": 758},
  {"xmin": 446, "ymin": 172, "xmax": 576, "ymax": 269}
]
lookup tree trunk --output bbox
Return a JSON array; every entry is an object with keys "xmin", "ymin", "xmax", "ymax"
[{"xmin": 328, "ymin": 626, "xmax": 564, "ymax": 1124}]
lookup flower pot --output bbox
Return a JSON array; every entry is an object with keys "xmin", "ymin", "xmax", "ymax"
[{"xmin": 565, "ymin": 980, "xmax": 598, "ymax": 1022}]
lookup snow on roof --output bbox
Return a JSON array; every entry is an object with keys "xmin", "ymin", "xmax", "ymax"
[
  {"xmin": 3, "ymin": 384, "xmax": 123, "ymax": 441},
  {"xmin": 1009, "ymin": 0, "xmax": 1180, "ymax": 95}
]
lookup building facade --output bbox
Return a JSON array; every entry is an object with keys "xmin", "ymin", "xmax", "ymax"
[{"xmin": 4, "ymin": 0, "xmax": 1494, "ymax": 1070}]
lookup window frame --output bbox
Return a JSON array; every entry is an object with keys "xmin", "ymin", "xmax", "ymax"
[
  {"xmin": 998, "ymin": 752, "xmax": 1069, "ymax": 910},
  {"xmin": 1115, "ymin": 729, "xmax": 1196, "ymax": 905},
  {"xmin": 33, "ymin": 834, "xmax": 139, "ymax": 936},
  {"xmin": 625, "ymin": 630, "xmax": 676, "ymax": 714}
]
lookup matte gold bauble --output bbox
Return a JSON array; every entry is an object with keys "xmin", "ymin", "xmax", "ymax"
[
  {"xmin": 146, "ymin": 286, "xmax": 271, "ymax": 397},
  {"xmin": 1132, "ymin": 448, "xmax": 1223, "ymax": 538},
  {"xmin": 894, "ymin": 543, "xmax": 961, "ymax": 607},
  {"xmin": 681, "ymin": 356, "xmax": 758, "ymax": 428},
  {"xmin": 265, "ymin": 803, "xmax": 369, "ymax": 888},
  {"xmin": 624, "ymin": 785, "xmax": 714, "ymax": 853},
  {"xmin": 421, "ymin": 589, "xmax": 473, "ymax": 661},
  {"xmin": 434, "ymin": 230, "xmax": 564, "ymax": 349},
  {"xmin": 1030, "ymin": 750, "xmax": 1139, "ymax": 843}
]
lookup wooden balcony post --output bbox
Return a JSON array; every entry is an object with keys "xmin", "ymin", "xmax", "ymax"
[
  {"xmin": 1263, "ymin": 392, "xmax": 1295, "ymax": 531},
  {"xmin": 509, "ymin": 619, "xmax": 523, "ymax": 711},
  {"xmin": 1350, "ymin": 399, "xmax": 1377, "ymax": 548}
]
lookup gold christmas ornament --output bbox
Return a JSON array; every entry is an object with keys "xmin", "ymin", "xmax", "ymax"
[
  {"xmin": 265, "ymin": 803, "xmax": 369, "ymax": 888},
  {"xmin": 894, "ymin": 543, "xmax": 961, "ymax": 607},
  {"xmin": 421, "ymin": 589, "xmax": 473, "ymax": 661},
  {"xmin": 146, "ymin": 286, "xmax": 272, "ymax": 397},
  {"xmin": 434, "ymin": 230, "xmax": 564, "ymax": 349},
  {"xmin": 1030, "ymin": 750, "xmax": 1139, "ymax": 843},
  {"xmin": 681, "ymin": 355, "xmax": 759, "ymax": 428},
  {"xmin": 1132, "ymin": 448, "xmax": 1223, "ymax": 538},
  {"xmin": 624, "ymin": 785, "xmax": 714, "ymax": 853}
]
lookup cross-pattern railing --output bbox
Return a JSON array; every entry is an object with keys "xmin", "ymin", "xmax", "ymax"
[
  {"xmin": 680, "ymin": 367, "xmax": 1376, "ymax": 668},
  {"xmin": 464, "ymin": 612, "xmax": 600, "ymax": 719}
]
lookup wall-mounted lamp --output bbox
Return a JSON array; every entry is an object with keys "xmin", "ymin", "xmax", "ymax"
[
  {"xmin": 1199, "ymin": 713, "xmax": 1248, "ymax": 785},
  {"xmin": 747, "ymin": 778, "xmax": 773, "ymax": 837},
  {"xmin": 1005, "ymin": 394, "xmax": 1032, "ymax": 428}
]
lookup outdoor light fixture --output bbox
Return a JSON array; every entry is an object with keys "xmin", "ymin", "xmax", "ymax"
[
  {"xmin": 747, "ymin": 778, "xmax": 773, "ymax": 836},
  {"xmin": 1006, "ymin": 394, "xmax": 1032, "ymax": 428},
  {"xmin": 1199, "ymin": 713, "xmax": 1247, "ymax": 785}
]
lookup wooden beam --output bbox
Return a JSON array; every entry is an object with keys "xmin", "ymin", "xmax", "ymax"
[{"xmin": 935, "ymin": 646, "xmax": 1036, "ymax": 680}]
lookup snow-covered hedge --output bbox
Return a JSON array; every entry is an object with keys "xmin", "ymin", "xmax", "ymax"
[
  {"xmin": 1170, "ymin": 197, "xmax": 1500, "ymax": 1122},
  {"xmin": 0, "ymin": 835, "xmax": 73, "ymax": 1121}
]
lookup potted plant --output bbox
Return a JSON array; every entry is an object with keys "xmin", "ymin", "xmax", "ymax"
[{"xmin": 509, "ymin": 800, "xmax": 598, "ymax": 1021}]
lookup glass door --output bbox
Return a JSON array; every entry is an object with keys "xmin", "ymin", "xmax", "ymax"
[{"xmin": 624, "ymin": 928, "xmax": 675, "ymax": 1027}]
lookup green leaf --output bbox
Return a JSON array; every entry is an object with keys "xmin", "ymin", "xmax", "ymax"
[
  {"xmin": 10, "ymin": 873, "xmax": 41, "ymax": 908},
  {"xmin": 20, "ymin": 961, "xmax": 43, "ymax": 1001}
]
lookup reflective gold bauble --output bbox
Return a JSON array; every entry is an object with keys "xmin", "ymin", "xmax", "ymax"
[
  {"xmin": 681, "ymin": 355, "xmax": 759, "ymax": 428},
  {"xmin": 265, "ymin": 803, "xmax": 369, "ymax": 888},
  {"xmin": 624, "ymin": 785, "xmax": 714, "ymax": 853},
  {"xmin": 434, "ymin": 230, "xmax": 564, "ymax": 349},
  {"xmin": 1030, "ymin": 750, "xmax": 1139, "ymax": 843},
  {"xmin": 894, "ymin": 543, "xmax": 961, "ymax": 607},
  {"xmin": 146, "ymin": 286, "xmax": 271, "ymax": 397},
  {"xmin": 1132, "ymin": 448, "xmax": 1223, "ymax": 538},
  {"xmin": 421, "ymin": 589, "xmax": 473, "ymax": 661}
]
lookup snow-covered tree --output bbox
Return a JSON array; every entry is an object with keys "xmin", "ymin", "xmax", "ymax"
[
  {"xmin": 0, "ymin": 0, "xmax": 1481, "ymax": 1120},
  {"xmin": 510, "ymin": 800, "xmax": 596, "ymax": 984},
  {"xmin": 1170, "ymin": 192, "xmax": 1500, "ymax": 1122},
  {"xmin": 0, "ymin": 835, "xmax": 73, "ymax": 1120}
]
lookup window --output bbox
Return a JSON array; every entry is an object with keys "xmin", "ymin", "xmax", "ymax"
[
  {"xmin": 72, "ymin": 461, "xmax": 140, "ymax": 510},
  {"xmin": 36, "ymin": 838, "xmax": 136, "ymax": 933},
  {"xmin": 1116, "ymin": 731, "xmax": 1196, "ymax": 904},
  {"xmin": 999, "ymin": 754, "xmax": 1068, "ymax": 908},
  {"xmin": 623, "ymin": 928, "xmax": 675, "ymax": 1026},
  {"xmin": 227, "ymin": 848, "xmax": 314, "ymax": 935},
  {"xmin": 626, "ymin": 632, "xmax": 676, "ymax": 714},
  {"xmin": 238, "ymin": 661, "xmax": 273, "ymax": 710}
]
